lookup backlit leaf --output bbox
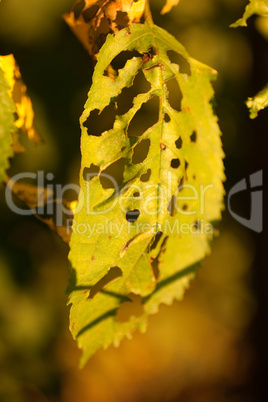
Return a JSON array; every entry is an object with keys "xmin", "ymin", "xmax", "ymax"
[
  {"xmin": 0, "ymin": 67, "xmax": 15, "ymax": 183},
  {"xmin": 0, "ymin": 54, "xmax": 41, "ymax": 153},
  {"xmin": 246, "ymin": 83, "xmax": 268, "ymax": 118},
  {"xmin": 161, "ymin": 0, "xmax": 180, "ymax": 15},
  {"xmin": 68, "ymin": 22, "xmax": 225, "ymax": 366},
  {"xmin": 231, "ymin": 1, "xmax": 268, "ymax": 117},
  {"xmin": 64, "ymin": 0, "xmax": 146, "ymax": 58},
  {"xmin": 230, "ymin": 0, "xmax": 268, "ymax": 27}
]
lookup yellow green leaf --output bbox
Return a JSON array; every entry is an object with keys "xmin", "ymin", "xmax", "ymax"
[
  {"xmin": 68, "ymin": 22, "xmax": 225, "ymax": 366},
  {"xmin": 230, "ymin": 0, "xmax": 268, "ymax": 27},
  {"xmin": 246, "ymin": 84, "xmax": 268, "ymax": 118},
  {"xmin": 0, "ymin": 67, "xmax": 15, "ymax": 183}
]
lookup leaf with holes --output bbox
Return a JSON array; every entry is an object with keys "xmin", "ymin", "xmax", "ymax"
[
  {"xmin": 68, "ymin": 21, "xmax": 224, "ymax": 366},
  {"xmin": 0, "ymin": 66, "xmax": 15, "ymax": 183}
]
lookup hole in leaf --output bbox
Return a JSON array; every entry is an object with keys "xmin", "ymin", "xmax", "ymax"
[
  {"xmin": 150, "ymin": 231, "xmax": 163, "ymax": 251},
  {"xmin": 209, "ymin": 97, "xmax": 217, "ymax": 115},
  {"xmin": 116, "ymin": 293, "xmax": 144, "ymax": 322},
  {"xmin": 84, "ymin": 105, "xmax": 117, "ymax": 137},
  {"xmin": 178, "ymin": 176, "xmax": 184, "ymax": 191},
  {"xmin": 100, "ymin": 158, "xmax": 126, "ymax": 189},
  {"xmin": 82, "ymin": 5, "xmax": 98, "ymax": 21},
  {"xmin": 166, "ymin": 50, "xmax": 191, "ymax": 75},
  {"xmin": 164, "ymin": 113, "xmax": 171, "ymax": 122},
  {"xmin": 166, "ymin": 77, "xmax": 182, "ymax": 112},
  {"xmin": 168, "ymin": 195, "xmax": 177, "ymax": 216},
  {"xmin": 96, "ymin": 16, "xmax": 110, "ymax": 35},
  {"xmin": 73, "ymin": 0, "xmax": 85, "ymax": 18},
  {"xmin": 117, "ymin": 71, "xmax": 151, "ymax": 116},
  {"xmin": 140, "ymin": 168, "xmax": 151, "ymax": 182},
  {"xmin": 89, "ymin": 266, "xmax": 122, "ymax": 299},
  {"xmin": 190, "ymin": 131, "xmax": 197, "ymax": 142},
  {"xmin": 171, "ymin": 158, "xmax": 180, "ymax": 169},
  {"xmin": 131, "ymin": 139, "xmax": 150, "ymax": 164},
  {"xmin": 175, "ymin": 137, "xmax": 183, "ymax": 149},
  {"xmin": 110, "ymin": 50, "xmax": 141, "ymax": 73},
  {"xmin": 114, "ymin": 11, "xmax": 129, "ymax": 30},
  {"xmin": 83, "ymin": 164, "xmax": 100, "ymax": 181},
  {"xmin": 151, "ymin": 235, "xmax": 168, "ymax": 280},
  {"xmin": 127, "ymin": 96, "xmax": 159, "ymax": 137},
  {"xmin": 126, "ymin": 209, "xmax": 140, "ymax": 223}
]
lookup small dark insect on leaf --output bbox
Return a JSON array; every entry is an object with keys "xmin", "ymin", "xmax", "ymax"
[{"xmin": 142, "ymin": 52, "xmax": 152, "ymax": 64}]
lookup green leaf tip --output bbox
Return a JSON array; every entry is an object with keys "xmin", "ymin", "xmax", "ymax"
[
  {"xmin": 246, "ymin": 84, "xmax": 268, "ymax": 118},
  {"xmin": 230, "ymin": 0, "xmax": 268, "ymax": 28},
  {"xmin": 68, "ymin": 22, "xmax": 225, "ymax": 366}
]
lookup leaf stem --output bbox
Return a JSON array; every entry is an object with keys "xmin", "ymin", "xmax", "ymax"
[{"xmin": 144, "ymin": 0, "xmax": 154, "ymax": 24}]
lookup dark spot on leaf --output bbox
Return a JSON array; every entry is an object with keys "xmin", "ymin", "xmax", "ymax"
[
  {"xmin": 175, "ymin": 137, "xmax": 183, "ymax": 149},
  {"xmin": 100, "ymin": 158, "xmax": 126, "ymax": 189},
  {"xmin": 133, "ymin": 191, "xmax": 140, "ymax": 197},
  {"xmin": 166, "ymin": 77, "xmax": 182, "ymax": 112},
  {"xmin": 182, "ymin": 204, "xmax": 188, "ymax": 211},
  {"xmin": 190, "ymin": 131, "xmax": 197, "ymax": 142},
  {"xmin": 84, "ymin": 105, "xmax": 117, "ymax": 136},
  {"xmin": 89, "ymin": 267, "xmax": 122, "ymax": 299},
  {"xmin": 164, "ymin": 113, "xmax": 171, "ymax": 122},
  {"xmin": 131, "ymin": 138, "xmax": 150, "ymax": 164},
  {"xmin": 127, "ymin": 96, "xmax": 159, "ymax": 137},
  {"xmin": 141, "ymin": 46, "xmax": 157, "ymax": 64},
  {"xmin": 116, "ymin": 293, "xmax": 144, "ymax": 322},
  {"xmin": 171, "ymin": 158, "xmax": 180, "ymax": 169},
  {"xmin": 168, "ymin": 195, "xmax": 177, "ymax": 216},
  {"xmin": 185, "ymin": 161, "xmax": 189, "ymax": 171},
  {"xmin": 193, "ymin": 219, "xmax": 200, "ymax": 231},
  {"xmin": 117, "ymin": 71, "xmax": 151, "ymax": 115},
  {"xmin": 126, "ymin": 209, "xmax": 140, "ymax": 223},
  {"xmin": 166, "ymin": 50, "xmax": 191, "ymax": 75},
  {"xmin": 83, "ymin": 164, "xmax": 100, "ymax": 181},
  {"xmin": 140, "ymin": 168, "xmax": 151, "ymax": 182},
  {"xmin": 110, "ymin": 50, "xmax": 141, "ymax": 73},
  {"xmin": 121, "ymin": 146, "xmax": 126, "ymax": 152}
]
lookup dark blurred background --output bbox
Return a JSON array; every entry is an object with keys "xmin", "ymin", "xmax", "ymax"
[{"xmin": 0, "ymin": 0, "xmax": 267, "ymax": 401}]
